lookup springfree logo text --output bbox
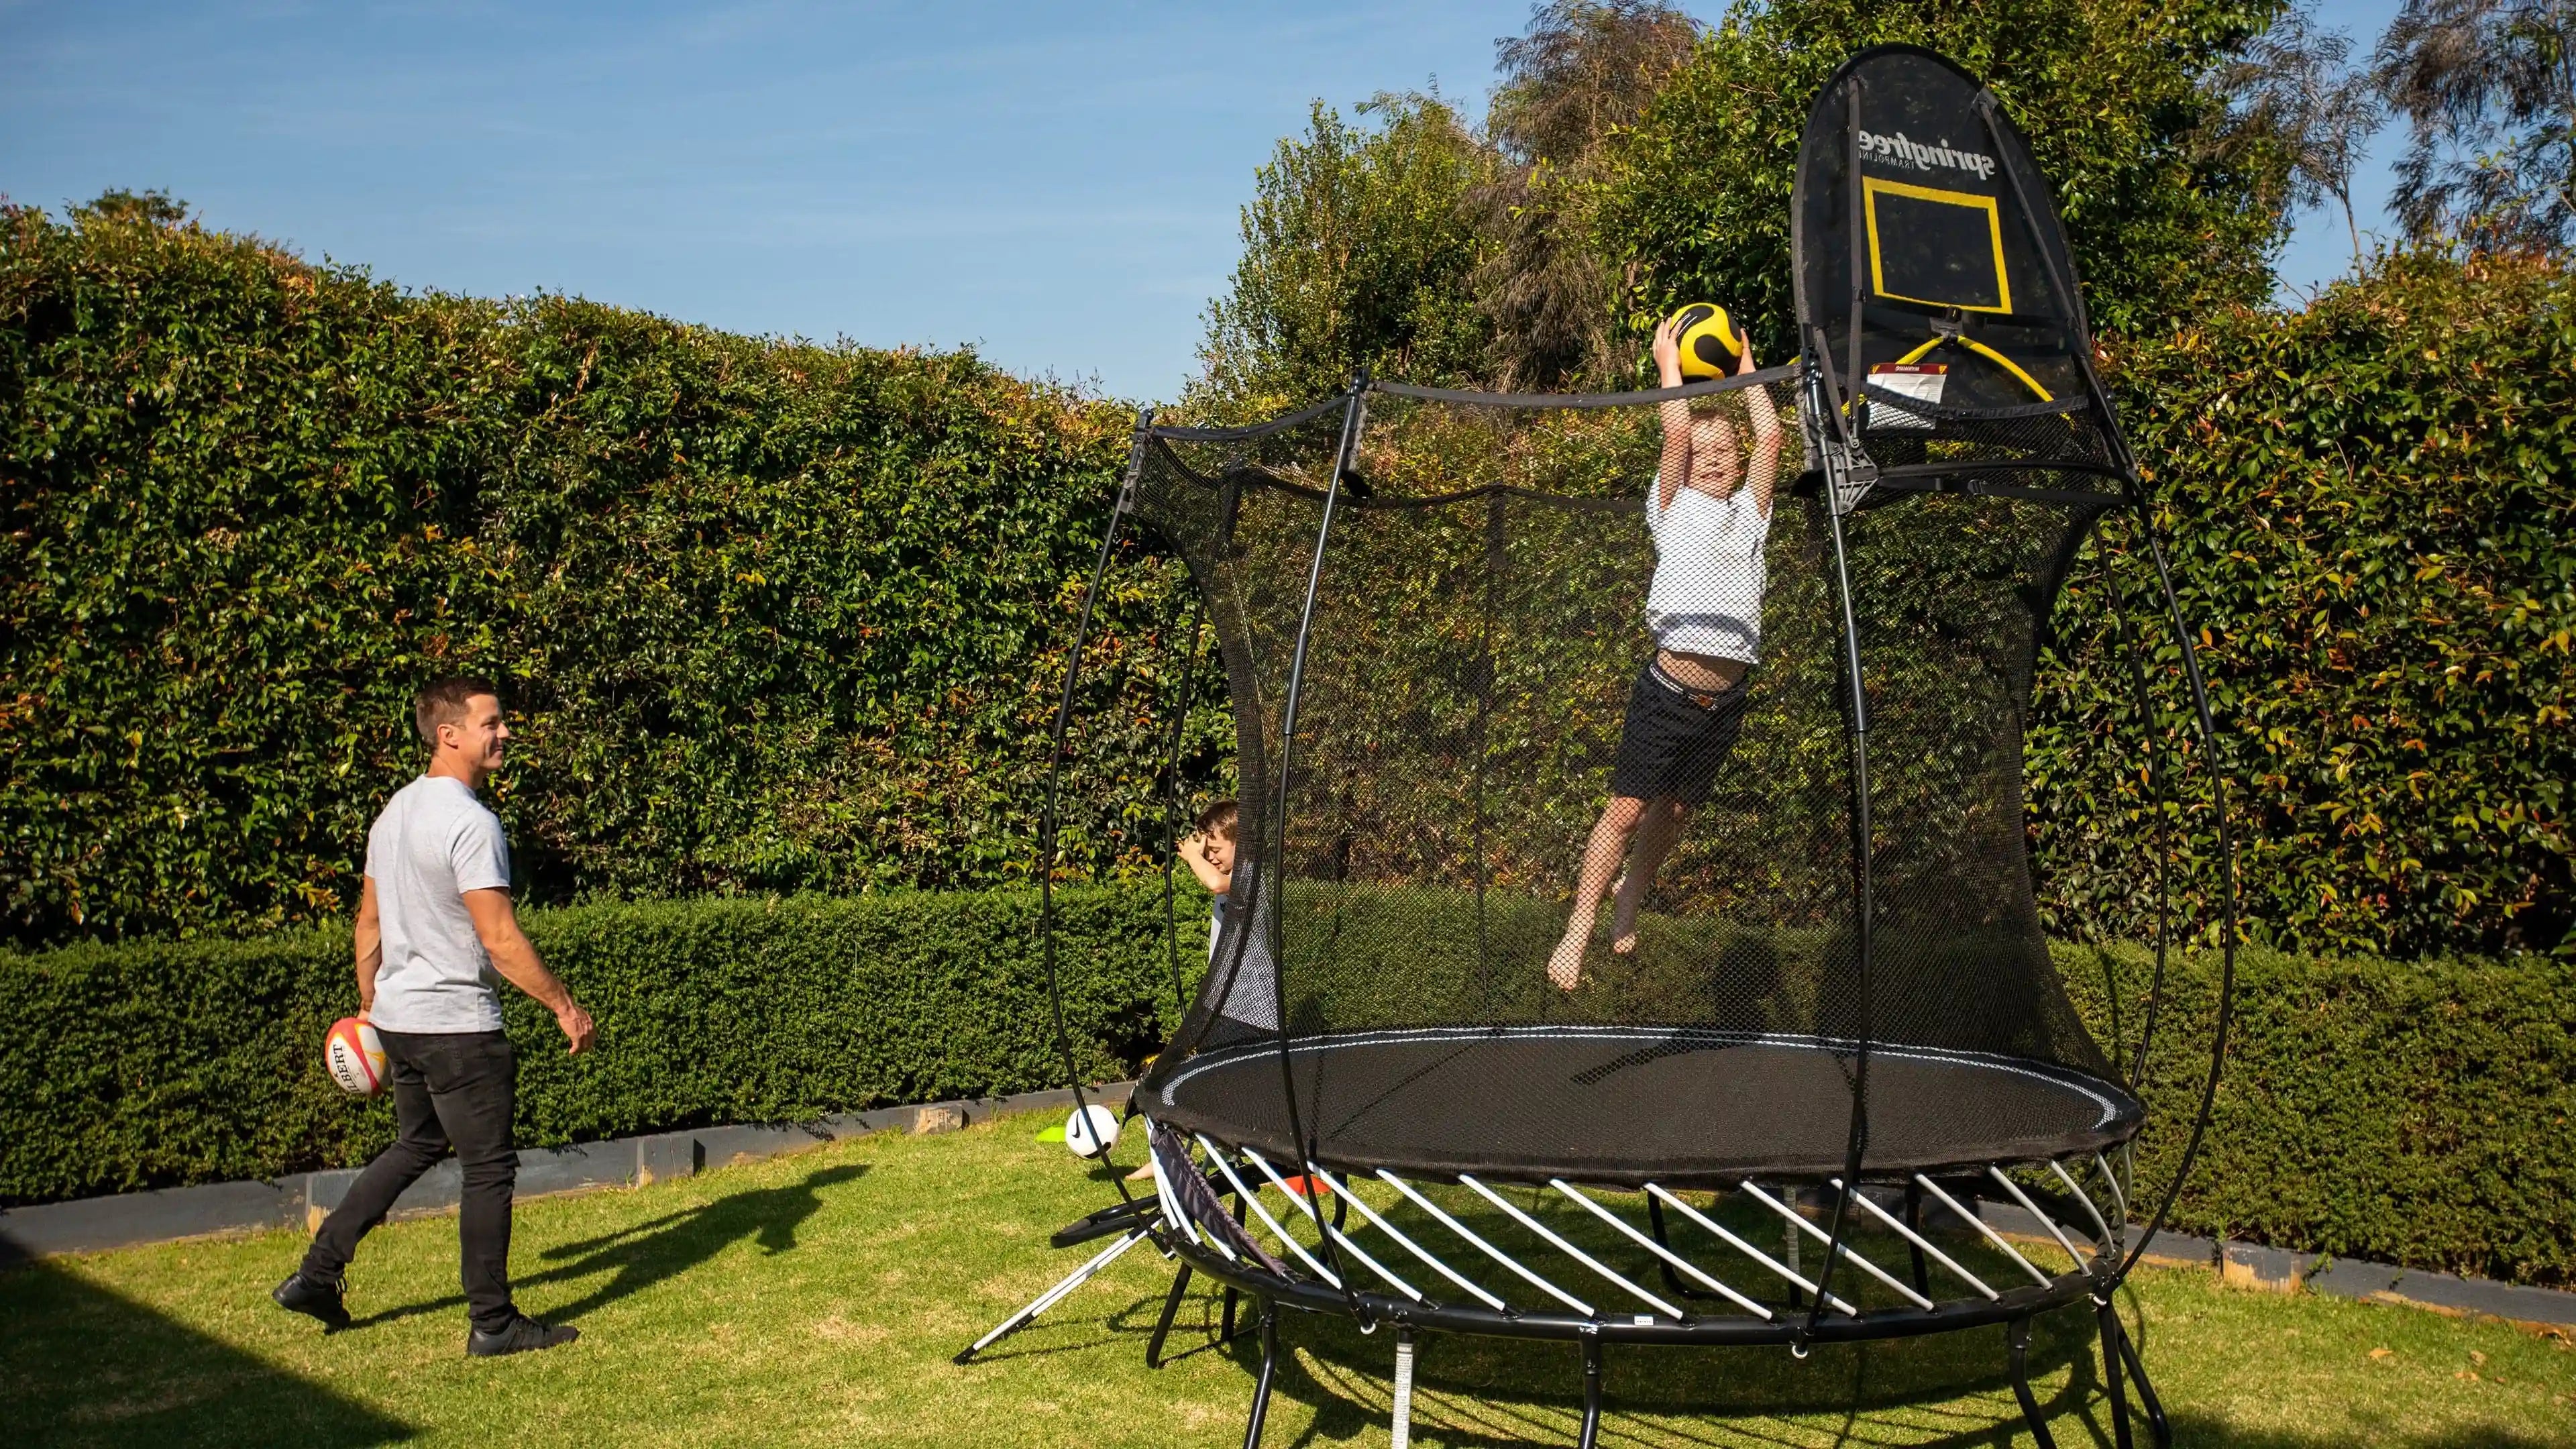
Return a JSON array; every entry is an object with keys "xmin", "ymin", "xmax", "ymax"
[{"xmin": 1858, "ymin": 128, "xmax": 1996, "ymax": 181}]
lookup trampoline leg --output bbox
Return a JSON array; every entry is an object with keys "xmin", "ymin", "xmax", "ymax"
[
  {"xmin": 2110, "ymin": 1305, "xmax": 2172, "ymax": 1448},
  {"xmin": 1575, "ymin": 1336, "xmax": 1605, "ymax": 1449},
  {"xmin": 953, "ymin": 1226, "xmax": 1150, "ymax": 1364},
  {"xmin": 1145, "ymin": 1264, "xmax": 1194, "ymax": 1369},
  {"xmin": 1241, "ymin": 1301, "xmax": 1279, "ymax": 1449},
  {"xmin": 1390, "ymin": 1329, "xmax": 1415, "ymax": 1449},
  {"xmin": 2097, "ymin": 1299, "xmax": 2135, "ymax": 1449},
  {"xmin": 2007, "ymin": 1318, "xmax": 2059, "ymax": 1449}
]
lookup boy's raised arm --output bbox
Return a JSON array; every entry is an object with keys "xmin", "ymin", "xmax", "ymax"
[
  {"xmin": 1737, "ymin": 343, "xmax": 1784, "ymax": 515},
  {"xmin": 1177, "ymin": 833, "xmax": 1230, "ymax": 894},
  {"xmin": 1653, "ymin": 314, "xmax": 1692, "ymax": 513}
]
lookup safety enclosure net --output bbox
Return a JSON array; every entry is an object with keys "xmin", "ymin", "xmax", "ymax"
[{"xmin": 1123, "ymin": 367, "xmax": 2133, "ymax": 1187}]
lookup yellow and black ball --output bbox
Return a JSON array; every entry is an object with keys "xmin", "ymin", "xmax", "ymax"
[{"xmin": 1668, "ymin": 303, "xmax": 1746, "ymax": 379}]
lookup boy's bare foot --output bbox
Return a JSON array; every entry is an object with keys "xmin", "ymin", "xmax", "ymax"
[
  {"xmin": 1609, "ymin": 878, "xmax": 1643, "ymax": 955},
  {"xmin": 1548, "ymin": 931, "xmax": 1587, "ymax": 990}
]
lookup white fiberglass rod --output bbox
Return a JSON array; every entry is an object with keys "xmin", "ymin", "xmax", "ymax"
[
  {"xmin": 1460, "ymin": 1175, "xmax": 1680, "ymax": 1320},
  {"xmin": 1549, "ymin": 1181, "xmax": 1771, "ymax": 1320},
  {"xmin": 1307, "ymin": 1167, "xmax": 1508, "ymax": 1312},
  {"xmin": 1827, "ymin": 1178, "xmax": 1996, "ymax": 1301},
  {"xmin": 2050, "ymin": 1161, "xmax": 2116, "ymax": 1246},
  {"xmin": 1379, "ymin": 1171, "xmax": 1595, "ymax": 1317},
  {"xmin": 1195, "ymin": 1135, "xmax": 1343, "ymax": 1288},
  {"xmin": 2093, "ymin": 1152, "xmax": 2129, "ymax": 1226},
  {"xmin": 1987, "ymin": 1167, "xmax": 2090, "ymax": 1271},
  {"xmin": 1911, "ymin": 1173, "xmax": 2050, "ymax": 1286},
  {"xmin": 1239, "ymin": 1147, "xmax": 1424, "ymax": 1303},
  {"xmin": 1738, "ymin": 1181, "xmax": 1935, "ymax": 1311},
  {"xmin": 1643, "ymin": 1185, "xmax": 1854, "ymax": 1316}
]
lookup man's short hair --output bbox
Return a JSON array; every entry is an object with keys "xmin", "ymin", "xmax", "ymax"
[
  {"xmin": 415, "ymin": 676, "xmax": 499, "ymax": 746},
  {"xmin": 1195, "ymin": 799, "xmax": 1239, "ymax": 841}
]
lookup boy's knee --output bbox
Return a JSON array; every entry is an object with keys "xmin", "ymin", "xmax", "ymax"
[{"xmin": 1604, "ymin": 796, "xmax": 1648, "ymax": 828}]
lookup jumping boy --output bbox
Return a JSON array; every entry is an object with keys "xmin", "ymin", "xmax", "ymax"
[{"xmin": 1548, "ymin": 311, "xmax": 1783, "ymax": 989}]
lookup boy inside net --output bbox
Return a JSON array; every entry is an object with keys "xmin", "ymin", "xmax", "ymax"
[{"xmin": 1548, "ymin": 311, "xmax": 1783, "ymax": 989}]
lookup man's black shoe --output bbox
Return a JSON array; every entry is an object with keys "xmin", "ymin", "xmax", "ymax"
[
  {"xmin": 466, "ymin": 1313, "xmax": 579, "ymax": 1358},
  {"xmin": 272, "ymin": 1271, "xmax": 351, "ymax": 1331}
]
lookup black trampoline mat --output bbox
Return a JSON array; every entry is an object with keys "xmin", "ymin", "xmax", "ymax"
[{"xmin": 1150, "ymin": 1026, "xmax": 2143, "ymax": 1187}]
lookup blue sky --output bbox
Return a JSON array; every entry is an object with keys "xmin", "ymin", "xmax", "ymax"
[{"xmin": 3, "ymin": 1, "xmax": 2411, "ymax": 402}]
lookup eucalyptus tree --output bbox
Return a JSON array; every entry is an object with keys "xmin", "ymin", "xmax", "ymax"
[
  {"xmin": 2210, "ymin": 5, "xmax": 2385, "ymax": 267},
  {"xmin": 1474, "ymin": 1, "xmax": 1699, "ymax": 391},
  {"xmin": 2373, "ymin": 0, "xmax": 2576, "ymax": 252}
]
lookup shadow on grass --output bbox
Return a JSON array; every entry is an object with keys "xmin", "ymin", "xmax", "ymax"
[
  {"xmin": 1191, "ymin": 1293, "xmax": 2572, "ymax": 1449},
  {"xmin": 1242, "ymin": 1299, "xmax": 2109, "ymax": 1448},
  {"xmin": 525, "ymin": 1161, "xmax": 867, "ymax": 1322},
  {"xmin": 350, "ymin": 1161, "xmax": 869, "ymax": 1330},
  {"xmin": 2156, "ymin": 1419, "xmax": 2566, "ymax": 1449},
  {"xmin": 0, "ymin": 1260, "xmax": 414, "ymax": 1449}
]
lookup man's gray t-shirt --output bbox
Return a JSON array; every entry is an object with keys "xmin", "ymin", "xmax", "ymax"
[{"xmin": 365, "ymin": 775, "xmax": 512, "ymax": 1033}]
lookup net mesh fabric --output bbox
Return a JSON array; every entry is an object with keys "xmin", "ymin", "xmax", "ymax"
[{"xmin": 1128, "ymin": 374, "xmax": 2137, "ymax": 1187}]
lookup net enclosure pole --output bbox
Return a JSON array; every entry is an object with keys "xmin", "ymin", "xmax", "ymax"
[
  {"xmin": 1804, "ymin": 366, "xmax": 1878, "ymax": 1348},
  {"xmin": 1259, "ymin": 374, "xmax": 1372, "ymax": 1310},
  {"xmin": 1035, "ymin": 406, "xmax": 1151, "ymax": 1201}
]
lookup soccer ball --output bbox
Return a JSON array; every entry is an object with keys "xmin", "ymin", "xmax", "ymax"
[
  {"xmin": 1063, "ymin": 1104, "xmax": 1122, "ymax": 1158},
  {"xmin": 1668, "ymin": 303, "xmax": 1746, "ymax": 379}
]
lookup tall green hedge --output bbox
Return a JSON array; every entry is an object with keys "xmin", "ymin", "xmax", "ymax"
[
  {"xmin": 9, "ymin": 208, "xmax": 2569, "ymax": 962},
  {"xmin": 0, "ymin": 887, "xmax": 1205, "ymax": 1207},
  {"xmin": 0, "ymin": 199, "xmax": 1222, "ymax": 947},
  {"xmin": 2033, "ymin": 252, "xmax": 2575, "ymax": 960}
]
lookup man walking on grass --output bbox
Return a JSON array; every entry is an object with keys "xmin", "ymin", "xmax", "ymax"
[{"xmin": 272, "ymin": 676, "xmax": 596, "ymax": 1357}]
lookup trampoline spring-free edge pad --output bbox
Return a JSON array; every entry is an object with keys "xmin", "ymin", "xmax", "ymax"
[{"xmin": 1146, "ymin": 1026, "xmax": 2143, "ymax": 1187}]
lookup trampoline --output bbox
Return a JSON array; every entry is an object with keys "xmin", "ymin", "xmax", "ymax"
[
  {"xmin": 1152, "ymin": 1027, "xmax": 2145, "ymax": 1185},
  {"xmin": 963, "ymin": 46, "xmax": 2237, "ymax": 1449}
]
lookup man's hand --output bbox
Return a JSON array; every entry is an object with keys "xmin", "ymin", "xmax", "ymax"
[{"xmin": 464, "ymin": 887, "xmax": 594, "ymax": 1056}]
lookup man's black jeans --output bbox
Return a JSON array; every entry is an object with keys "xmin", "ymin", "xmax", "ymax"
[{"xmin": 303, "ymin": 1028, "xmax": 519, "ymax": 1334}]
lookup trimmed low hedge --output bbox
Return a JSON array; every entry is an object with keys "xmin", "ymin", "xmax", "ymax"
[
  {"xmin": 5, "ymin": 882, "xmax": 2569, "ymax": 1289},
  {"xmin": 0, "ymin": 887, "xmax": 1208, "ymax": 1208},
  {"xmin": 2061, "ymin": 940, "xmax": 2576, "ymax": 1289}
]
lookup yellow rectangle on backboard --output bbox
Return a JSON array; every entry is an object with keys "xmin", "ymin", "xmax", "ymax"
[{"xmin": 1862, "ymin": 176, "xmax": 2012, "ymax": 315}]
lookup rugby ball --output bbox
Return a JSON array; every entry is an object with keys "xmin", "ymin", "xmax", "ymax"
[{"xmin": 324, "ymin": 1016, "xmax": 387, "ymax": 1097}]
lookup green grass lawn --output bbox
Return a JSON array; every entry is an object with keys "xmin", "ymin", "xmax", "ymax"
[{"xmin": 6, "ymin": 1112, "xmax": 2571, "ymax": 1448}]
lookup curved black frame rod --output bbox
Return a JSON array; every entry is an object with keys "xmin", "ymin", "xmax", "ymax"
[{"xmin": 1033, "ymin": 405, "xmax": 1155, "ymax": 1203}]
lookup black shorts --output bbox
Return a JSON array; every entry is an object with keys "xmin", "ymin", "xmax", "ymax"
[{"xmin": 1609, "ymin": 657, "xmax": 1751, "ymax": 806}]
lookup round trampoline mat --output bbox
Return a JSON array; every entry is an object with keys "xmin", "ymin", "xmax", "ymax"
[{"xmin": 1148, "ymin": 1026, "xmax": 2143, "ymax": 1187}]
